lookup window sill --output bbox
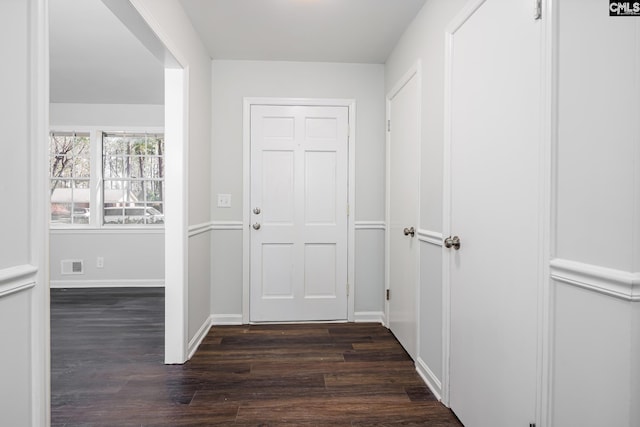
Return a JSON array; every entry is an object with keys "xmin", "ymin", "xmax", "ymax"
[{"xmin": 50, "ymin": 226, "xmax": 165, "ymax": 235}]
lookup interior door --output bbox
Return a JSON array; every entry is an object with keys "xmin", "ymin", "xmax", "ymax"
[
  {"xmin": 446, "ymin": 0, "xmax": 541, "ymax": 425},
  {"xmin": 250, "ymin": 105, "xmax": 349, "ymax": 322},
  {"xmin": 388, "ymin": 68, "xmax": 420, "ymax": 360}
]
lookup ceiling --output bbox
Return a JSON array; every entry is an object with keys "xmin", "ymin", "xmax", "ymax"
[
  {"xmin": 49, "ymin": 0, "xmax": 426, "ymax": 105},
  {"xmin": 49, "ymin": 0, "xmax": 164, "ymax": 104},
  {"xmin": 179, "ymin": 0, "xmax": 427, "ymax": 64}
]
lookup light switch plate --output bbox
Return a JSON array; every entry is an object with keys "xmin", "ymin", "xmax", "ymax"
[{"xmin": 217, "ymin": 193, "xmax": 231, "ymax": 208}]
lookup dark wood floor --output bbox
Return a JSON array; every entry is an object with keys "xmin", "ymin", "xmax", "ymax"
[{"xmin": 51, "ymin": 288, "xmax": 462, "ymax": 426}]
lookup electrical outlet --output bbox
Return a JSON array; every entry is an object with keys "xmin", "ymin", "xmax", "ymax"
[{"xmin": 97, "ymin": 257, "xmax": 104, "ymax": 268}]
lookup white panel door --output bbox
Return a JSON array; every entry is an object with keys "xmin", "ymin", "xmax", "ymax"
[
  {"xmin": 388, "ymin": 69, "xmax": 420, "ymax": 360},
  {"xmin": 446, "ymin": 1, "xmax": 541, "ymax": 426},
  {"xmin": 250, "ymin": 105, "xmax": 349, "ymax": 322}
]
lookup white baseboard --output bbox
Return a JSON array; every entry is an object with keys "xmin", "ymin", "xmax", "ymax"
[
  {"xmin": 354, "ymin": 311, "xmax": 386, "ymax": 324},
  {"xmin": 50, "ymin": 279, "xmax": 164, "ymax": 288},
  {"xmin": 210, "ymin": 314, "xmax": 244, "ymax": 325},
  {"xmin": 188, "ymin": 316, "xmax": 213, "ymax": 360},
  {"xmin": 416, "ymin": 357, "xmax": 442, "ymax": 401}
]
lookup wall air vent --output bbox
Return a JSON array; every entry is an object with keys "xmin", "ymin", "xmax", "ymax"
[{"xmin": 61, "ymin": 259, "xmax": 84, "ymax": 275}]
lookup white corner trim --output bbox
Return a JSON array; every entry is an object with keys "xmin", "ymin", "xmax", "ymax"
[
  {"xmin": 0, "ymin": 264, "xmax": 38, "ymax": 298},
  {"xmin": 210, "ymin": 314, "xmax": 244, "ymax": 325},
  {"xmin": 417, "ymin": 229, "xmax": 443, "ymax": 246},
  {"xmin": 354, "ymin": 311, "xmax": 386, "ymax": 324},
  {"xmin": 550, "ymin": 258, "xmax": 640, "ymax": 302},
  {"xmin": 187, "ymin": 316, "xmax": 212, "ymax": 360},
  {"xmin": 416, "ymin": 357, "xmax": 443, "ymax": 401},
  {"xmin": 50, "ymin": 279, "xmax": 164, "ymax": 289},
  {"xmin": 354, "ymin": 221, "xmax": 386, "ymax": 231}
]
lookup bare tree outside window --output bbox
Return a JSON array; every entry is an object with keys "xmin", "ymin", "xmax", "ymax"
[
  {"xmin": 102, "ymin": 132, "xmax": 165, "ymax": 225},
  {"xmin": 48, "ymin": 130, "xmax": 164, "ymax": 227},
  {"xmin": 49, "ymin": 132, "xmax": 91, "ymax": 224}
]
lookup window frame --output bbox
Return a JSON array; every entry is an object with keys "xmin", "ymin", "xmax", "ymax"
[{"xmin": 49, "ymin": 126, "xmax": 165, "ymax": 230}]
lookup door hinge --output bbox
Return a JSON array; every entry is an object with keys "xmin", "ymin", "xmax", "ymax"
[
  {"xmin": 534, "ymin": 0, "xmax": 542, "ymax": 20},
  {"xmin": 346, "ymin": 203, "xmax": 350, "ymax": 217},
  {"xmin": 387, "ymin": 119, "xmax": 391, "ymax": 132},
  {"xmin": 346, "ymin": 282, "xmax": 350, "ymax": 297},
  {"xmin": 386, "ymin": 289, "xmax": 390, "ymax": 301}
]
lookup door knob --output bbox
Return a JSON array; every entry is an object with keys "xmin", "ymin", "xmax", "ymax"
[
  {"xmin": 252, "ymin": 223, "xmax": 261, "ymax": 230},
  {"xmin": 444, "ymin": 235, "xmax": 461, "ymax": 250},
  {"xmin": 253, "ymin": 207, "xmax": 261, "ymax": 214},
  {"xmin": 403, "ymin": 227, "xmax": 415, "ymax": 237}
]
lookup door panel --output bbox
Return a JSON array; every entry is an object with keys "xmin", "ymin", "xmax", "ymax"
[
  {"xmin": 388, "ymin": 69, "xmax": 420, "ymax": 360},
  {"xmin": 446, "ymin": 1, "xmax": 541, "ymax": 425},
  {"xmin": 261, "ymin": 244, "xmax": 294, "ymax": 298},
  {"xmin": 262, "ymin": 151, "xmax": 295, "ymax": 224},
  {"xmin": 250, "ymin": 105, "xmax": 349, "ymax": 322},
  {"xmin": 305, "ymin": 151, "xmax": 337, "ymax": 224},
  {"xmin": 304, "ymin": 244, "xmax": 337, "ymax": 297}
]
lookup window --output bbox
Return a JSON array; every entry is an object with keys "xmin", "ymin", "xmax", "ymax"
[
  {"xmin": 102, "ymin": 132, "xmax": 164, "ymax": 225},
  {"xmin": 48, "ymin": 130, "xmax": 164, "ymax": 227},
  {"xmin": 49, "ymin": 132, "xmax": 91, "ymax": 225}
]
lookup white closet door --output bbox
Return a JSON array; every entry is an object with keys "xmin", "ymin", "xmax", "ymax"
[{"xmin": 446, "ymin": 1, "xmax": 542, "ymax": 426}]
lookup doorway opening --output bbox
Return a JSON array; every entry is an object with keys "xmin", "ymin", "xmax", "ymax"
[{"xmin": 48, "ymin": 0, "xmax": 188, "ymax": 373}]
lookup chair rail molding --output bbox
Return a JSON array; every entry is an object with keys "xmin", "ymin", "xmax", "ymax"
[
  {"xmin": 550, "ymin": 258, "xmax": 640, "ymax": 302},
  {"xmin": 188, "ymin": 221, "xmax": 243, "ymax": 237},
  {"xmin": 417, "ymin": 229, "xmax": 443, "ymax": 246},
  {"xmin": 354, "ymin": 221, "xmax": 386, "ymax": 231},
  {"xmin": 0, "ymin": 264, "xmax": 38, "ymax": 298}
]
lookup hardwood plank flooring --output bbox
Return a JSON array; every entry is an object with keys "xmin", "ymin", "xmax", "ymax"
[{"xmin": 51, "ymin": 288, "xmax": 462, "ymax": 426}]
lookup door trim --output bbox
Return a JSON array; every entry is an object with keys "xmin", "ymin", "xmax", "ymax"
[
  {"xmin": 242, "ymin": 98, "xmax": 356, "ymax": 324},
  {"xmin": 385, "ymin": 60, "xmax": 422, "ymax": 343}
]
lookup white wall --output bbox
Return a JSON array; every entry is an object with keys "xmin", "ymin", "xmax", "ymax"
[
  {"xmin": 132, "ymin": 0, "xmax": 213, "ymax": 353},
  {"xmin": 384, "ymin": 0, "xmax": 468, "ymax": 398},
  {"xmin": 50, "ymin": 103, "xmax": 164, "ymax": 128},
  {"xmin": 210, "ymin": 60, "xmax": 386, "ymax": 320},
  {"xmin": 49, "ymin": 103, "xmax": 165, "ymax": 288},
  {"xmin": 550, "ymin": 1, "xmax": 640, "ymax": 425},
  {"xmin": 49, "ymin": 230, "xmax": 164, "ymax": 287},
  {"xmin": 0, "ymin": 0, "xmax": 48, "ymax": 424}
]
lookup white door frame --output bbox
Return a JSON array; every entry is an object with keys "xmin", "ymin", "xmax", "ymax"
[
  {"xmin": 384, "ymin": 61, "xmax": 422, "ymax": 351},
  {"xmin": 242, "ymin": 98, "xmax": 356, "ymax": 324},
  {"xmin": 441, "ymin": 0, "xmax": 553, "ymax": 422}
]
